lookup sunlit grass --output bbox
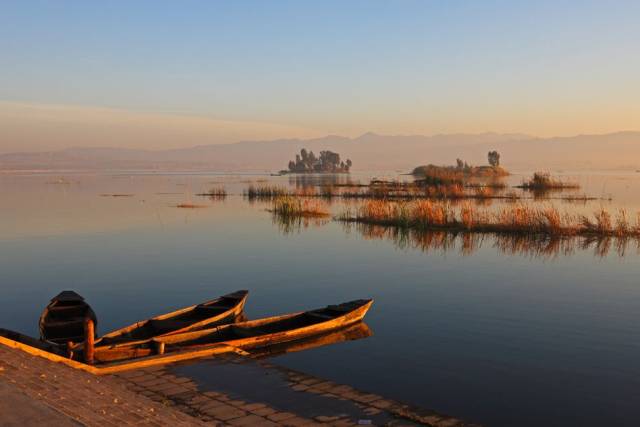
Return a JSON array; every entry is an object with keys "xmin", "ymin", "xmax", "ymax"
[
  {"xmin": 518, "ymin": 172, "xmax": 580, "ymax": 190},
  {"xmin": 245, "ymin": 184, "xmax": 289, "ymax": 199},
  {"xmin": 271, "ymin": 196, "xmax": 330, "ymax": 218},
  {"xmin": 338, "ymin": 199, "xmax": 640, "ymax": 238}
]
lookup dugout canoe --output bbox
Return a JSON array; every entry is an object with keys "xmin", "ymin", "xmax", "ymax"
[
  {"xmin": 91, "ymin": 298, "xmax": 373, "ymax": 363},
  {"xmin": 39, "ymin": 291, "xmax": 98, "ymax": 346},
  {"xmin": 94, "ymin": 290, "xmax": 249, "ymax": 347}
]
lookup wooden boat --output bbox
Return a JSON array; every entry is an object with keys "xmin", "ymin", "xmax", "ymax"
[
  {"xmin": 90, "ymin": 298, "xmax": 373, "ymax": 363},
  {"xmin": 94, "ymin": 290, "xmax": 249, "ymax": 347},
  {"xmin": 0, "ymin": 328, "xmax": 250, "ymax": 375},
  {"xmin": 39, "ymin": 291, "xmax": 97, "ymax": 345}
]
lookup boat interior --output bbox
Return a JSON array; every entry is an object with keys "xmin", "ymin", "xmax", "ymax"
[
  {"xmin": 41, "ymin": 296, "xmax": 95, "ymax": 345},
  {"xmin": 165, "ymin": 299, "xmax": 371, "ymax": 348},
  {"xmin": 100, "ymin": 295, "xmax": 245, "ymax": 344}
]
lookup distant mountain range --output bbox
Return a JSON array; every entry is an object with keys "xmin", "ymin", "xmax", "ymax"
[{"xmin": 1, "ymin": 131, "xmax": 639, "ymax": 172}]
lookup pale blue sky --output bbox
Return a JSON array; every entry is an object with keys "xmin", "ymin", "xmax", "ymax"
[{"xmin": 1, "ymin": 1, "xmax": 639, "ymax": 150}]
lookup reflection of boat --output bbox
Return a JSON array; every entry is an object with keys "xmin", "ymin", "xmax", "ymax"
[
  {"xmin": 95, "ymin": 290, "xmax": 249, "ymax": 347},
  {"xmin": 249, "ymin": 321, "xmax": 372, "ymax": 359},
  {"xmin": 39, "ymin": 291, "xmax": 97, "ymax": 345},
  {"xmin": 91, "ymin": 299, "xmax": 373, "ymax": 363}
]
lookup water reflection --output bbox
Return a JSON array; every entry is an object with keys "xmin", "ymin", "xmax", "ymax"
[
  {"xmin": 271, "ymin": 212, "xmax": 330, "ymax": 235},
  {"xmin": 288, "ymin": 173, "xmax": 363, "ymax": 189},
  {"xmin": 343, "ymin": 223, "xmax": 640, "ymax": 259},
  {"xmin": 248, "ymin": 322, "xmax": 372, "ymax": 359}
]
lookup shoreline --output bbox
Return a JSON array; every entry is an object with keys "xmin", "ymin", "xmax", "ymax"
[{"xmin": 0, "ymin": 342, "xmax": 477, "ymax": 426}]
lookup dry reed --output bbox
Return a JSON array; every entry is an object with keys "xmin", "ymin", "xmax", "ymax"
[
  {"xmin": 518, "ymin": 172, "xmax": 580, "ymax": 190},
  {"xmin": 338, "ymin": 199, "xmax": 640, "ymax": 238},
  {"xmin": 270, "ymin": 196, "xmax": 330, "ymax": 218}
]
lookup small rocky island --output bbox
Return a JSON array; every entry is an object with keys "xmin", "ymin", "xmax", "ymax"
[{"xmin": 283, "ymin": 148, "xmax": 352, "ymax": 174}]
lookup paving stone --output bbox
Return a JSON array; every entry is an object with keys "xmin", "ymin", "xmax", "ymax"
[
  {"xmin": 0, "ymin": 346, "xmax": 209, "ymax": 426},
  {"xmin": 299, "ymin": 377, "xmax": 322, "ymax": 386},
  {"xmin": 363, "ymin": 407, "xmax": 381, "ymax": 415},
  {"xmin": 227, "ymin": 399, "xmax": 247, "ymax": 407},
  {"xmin": 228, "ymin": 414, "xmax": 272, "ymax": 426},
  {"xmin": 0, "ymin": 344, "xmax": 471, "ymax": 427},
  {"xmin": 330, "ymin": 419, "xmax": 357, "ymax": 427},
  {"xmin": 203, "ymin": 391, "xmax": 223, "ymax": 398},
  {"xmin": 311, "ymin": 381, "xmax": 335, "ymax": 391},
  {"xmin": 203, "ymin": 403, "xmax": 247, "ymax": 421},
  {"xmin": 369, "ymin": 399, "xmax": 394, "ymax": 410},
  {"xmin": 268, "ymin": 411, "xmax": 298, "ymax": 422},
  {"xmin": 281, "ymin": 416, "xmax": 320, "ymax": 426},
  {"xmin": 240, "ymin": 402, "xmax": 267, "ymax": 411},
  {"xmin": 197, "ymin": 399, "xmax": 227, "ymax": 412},
  {"xmin": 155, "ymin": 384, "xmax": 190, "ymax": 396},
  {"xmin": 314, "ymin": 415, "xmax": 341, "ymax": 423},
  {"xmin": 352, "ymin": 393, "xmax": 382, "ymax": 404},
  {"xmin": 251, "ymin": 406, "xmax": 277, "ymax": 417},
  {"xmin": 292, "ymin": 383, "xmax": 310, "ymax": 392}
]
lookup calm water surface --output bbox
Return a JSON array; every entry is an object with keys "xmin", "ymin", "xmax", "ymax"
[{"xmin": 1, "ymin": 171, "xmax": 640, "ymax": 427}]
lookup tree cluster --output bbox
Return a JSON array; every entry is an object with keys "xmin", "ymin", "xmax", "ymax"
[
  {"xmin": 287, "ymin": 149, "xmax": 352, "ymax": 173},
  {"xmin": 454, "ymin": 150, "xmax": 501, "ymax": 171},
  {"xmin": 488, "ymin": 150, "xmax": 501, "ymax": 167}
]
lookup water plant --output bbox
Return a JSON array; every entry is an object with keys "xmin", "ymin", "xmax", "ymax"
[
  {"xmin": 197, "ymin": 186, "xmax": 227, "ymax": 199},
  {"xmin": 271, "ymin": 196, "xmax": 330, "ymax": 218},
  {"xmin": 517, "ymin": 172, "xmax": 580, "ymax": 190},
  {"xmin": 338, "ymin": 199, "xmax": 640, "ymax": 238},
  {"xmin": 245, "ymin": 184, "xmax": 289, "ymax": 199}
]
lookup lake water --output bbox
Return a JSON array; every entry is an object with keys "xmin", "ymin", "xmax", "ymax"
[{"xmin": 1, "ymin": 170, "xmax": 640, "ymax": 426}]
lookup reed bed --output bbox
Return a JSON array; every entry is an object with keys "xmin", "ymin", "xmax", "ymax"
[
  {"xmin": 330, "ymin": 182, "xmax": 519, "ymax": 201},
  {"xmin": 245, "ymin": 184, "xmax": 289, "ymax": 199},
  {"xmin": 270, "ymin": 196, "xmax": 330, "ymax": 218},
  {"xmin": 517, "ymin": 172, "xmax": 580, "ymax": 190},
  {"xmin": 246, "ymin": 179, "xmax": 602, "ymax": 203},
  {"xmin": 412, "ymin": 164, "xmax": 509, "ymax": 185},
  {"xmin": 337, "ymin": 199, "xmax": 640, "ymax": 238}
]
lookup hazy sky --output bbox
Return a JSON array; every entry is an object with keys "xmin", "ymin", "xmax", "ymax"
[{"xmin": 1, "ymin": 1, "xmax": 639, "ymax": 152}]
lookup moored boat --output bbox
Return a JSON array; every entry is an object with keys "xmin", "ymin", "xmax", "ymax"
[
  {"xmin": 91, "ymin": 298, "xmax": 373, "ymax": 363},
  {"xmin": 39, "ymin": 291, "xmax": 97, "ymax": 345},
  {"xmin": 95, "ymin": 290, "xmax": 249, "ymax": 347}
]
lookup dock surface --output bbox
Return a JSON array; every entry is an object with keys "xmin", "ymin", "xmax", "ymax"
[{"xmin": 0, "ymin": 344, "xmax": 476, "ymax": 426}]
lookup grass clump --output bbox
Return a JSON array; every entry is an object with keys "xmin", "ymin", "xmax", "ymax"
[
  {"xmin": 245, "ymin": 184, "xmax": 289, "ymax": 199},
  {"xmin": 338, "ymin": 199, "xmax": 640, "ymax": 238},
  {"xmin": 517, "ymin": 172, "xmax": 580, "ymax": 190},
  {"xmin": 271, "ymin": 196, "xmax": 330, "ymax": 218},
  {"xmin": 412, "ymin": 164, "xmax": 509, "ymax": 185}
]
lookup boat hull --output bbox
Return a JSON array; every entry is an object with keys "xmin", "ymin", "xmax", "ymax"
[
  {"xmin": 89, "ymin": 290, "xmax": 249, "ymax": 349},
  {"xmin": 93, "ymin": 299, "xmax": 373, "ymax": 363}
]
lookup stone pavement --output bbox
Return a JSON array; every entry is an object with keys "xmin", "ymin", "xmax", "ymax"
[
  {"xmin": 0, "ymin": 380, "xmax": 81, "ymax": 427},
  {"xmin": 0, "ymin": 344, "xmax": 209, "ymax": 426},
  {"xmin": 0, "ymin": 344, "xmax": 478, "ymax": 426}
]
